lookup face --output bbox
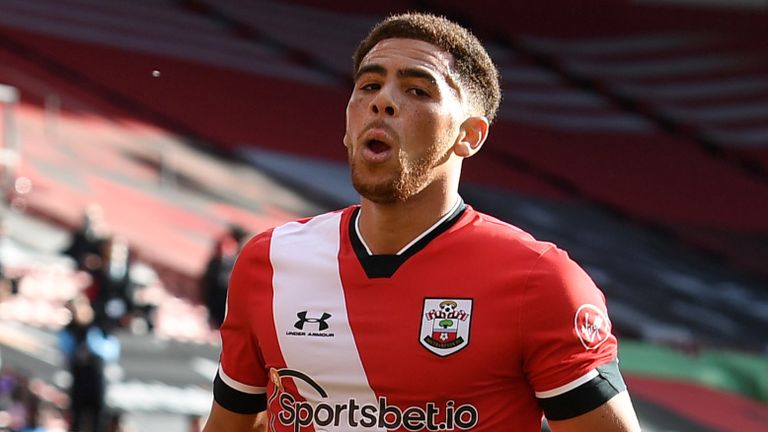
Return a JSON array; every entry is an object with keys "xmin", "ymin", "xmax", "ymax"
[{"xmin": 344, "ymin": 38, "xmax": 468, "ymax": 204}]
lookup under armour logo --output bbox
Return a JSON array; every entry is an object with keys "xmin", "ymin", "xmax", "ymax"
[{"xmin": 294, "ymin": 311, "xmax": 332, "ymax": 331}]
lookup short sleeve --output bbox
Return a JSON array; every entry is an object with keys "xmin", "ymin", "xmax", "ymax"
[
  {"xmin": 214, "ymin": 233, "xmax": 271, "ymax": 414},
  {"xmin": 520, "ymin": 246, "xmax": 626, "ymax": 419}
]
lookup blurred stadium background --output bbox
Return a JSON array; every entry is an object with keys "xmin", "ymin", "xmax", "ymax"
[{"xmin": 0, "ymin": 0, "xmax": 766, "ymax": 431}]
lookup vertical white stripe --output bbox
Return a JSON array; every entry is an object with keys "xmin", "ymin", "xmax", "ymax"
[{"xmin": 271, "ymin": 212, "xmax": 384, "ymax": 431}]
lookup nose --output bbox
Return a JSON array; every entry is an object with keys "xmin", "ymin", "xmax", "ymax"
[{"xmin": 370, "ymin": 87, "xmax": 398, "ymax": 116}]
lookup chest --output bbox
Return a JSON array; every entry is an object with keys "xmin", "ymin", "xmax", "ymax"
[{"xmin": 260, "ymin": 250, "xmax": 528, "ymax": 399}]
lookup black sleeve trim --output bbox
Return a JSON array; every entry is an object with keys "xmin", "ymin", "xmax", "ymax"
[
  {"xmin": 538, "ymin": 360, "xmax": 627, "ymax": 421},
  {"xmin": 213, "ymin": 371, "xmax": 267, "ymax": 415}
]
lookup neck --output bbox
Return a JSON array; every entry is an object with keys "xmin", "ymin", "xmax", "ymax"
[{"xmin": 357, "ymin": 185, "xmax": 459, "ymax": 255}]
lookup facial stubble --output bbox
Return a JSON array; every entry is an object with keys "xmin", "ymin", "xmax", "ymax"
[{"xmin": 349, "ymin": 141, "xmax": 452, "ymax": 204}]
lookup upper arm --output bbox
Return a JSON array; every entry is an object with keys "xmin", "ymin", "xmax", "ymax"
[
  {"xmin": 521, "ymin": 247, "xmax": 637, "ymax": 422},
  {"xmin": 202, "ymin": 400, "xmax": 266, "ymax": 432},
  {"xmin": 547, "ymin": 391, "xmax": 641, "ymax": 432},
  {"xmin": 214, "ymin": 234, "xmax": 272, "ymax": 415}
]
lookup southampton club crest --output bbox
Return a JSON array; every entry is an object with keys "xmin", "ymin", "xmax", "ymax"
[{"xmin": 420, "ymin": 298, "xmax": 473, "ymax": 357}]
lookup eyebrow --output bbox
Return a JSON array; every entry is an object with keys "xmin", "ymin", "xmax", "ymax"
[
  {"xmin": 355, "ymin": 64, "xmax": 436, "ymax": 84},
  {"xmin": 398, "ymin": 67, "xmax": 437, "ymax": 85},
  {"xmin": 354, "ymin": 64, "xmax": 387, "ymax": 82},
  {"xmin": 354, "ymin": 63, "xmax": 462, "ymax": 96}
]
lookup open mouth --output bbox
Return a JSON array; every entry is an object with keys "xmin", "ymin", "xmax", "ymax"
[{"xmin": 366, "ymin": 139, "xmax": 391, "ymax": 154}]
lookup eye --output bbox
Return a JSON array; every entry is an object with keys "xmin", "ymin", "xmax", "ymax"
[
  {"xmin": 360, "ymin": 82, "xmax": 381, "ymax": 91},
  {"xmin": 408, "ymin": 87, "xmax": 430, "ymax": 97}
]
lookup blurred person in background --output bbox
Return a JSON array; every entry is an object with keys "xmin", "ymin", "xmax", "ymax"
[
  {"xmin": 0, "ymin": 369, "xmax": 33, "ymax": 431},
  {"xmin": 63, "ymin": 204, "xmax": 110, "ymax": 273},
  {"xmin": 16, "ymin": 392, "xmax": 48, "ymax": 432},
  {"xmin": 58, "ymin": 294, "xmax": 120, "ymax": 432},
  {"xmin": 201, "ymin": 225, "xmax": 247, "ymax": 329},
  {"xmin": 0, "ymin": 369, "xmax": 51, "ymax": 432},
  {"xmin": 92, "ymin": 235, "xmax": 134, "ymax": 333},
  {"xmin": 203, "ymin": 12, "xmax": 639, "ymax": 432}
]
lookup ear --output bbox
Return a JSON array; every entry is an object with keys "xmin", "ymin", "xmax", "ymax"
[{"xmin": 453, "ymin": 116, "xmax": 489, "ymax": 158}]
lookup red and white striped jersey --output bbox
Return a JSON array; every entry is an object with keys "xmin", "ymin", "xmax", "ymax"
[{"xmin": 214, "ymin": 202, "xmax": 624, "ymax": 431}]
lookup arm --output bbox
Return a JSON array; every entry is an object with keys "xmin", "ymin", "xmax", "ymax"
[
  {"xmin": 521, "ymin": 248, "xmax": 640, "ymax": 430},
  {"xmin": 202, "ymin": 401, "xmax": 266, "ymax": 432},
  {"xmin": 205, "ymin": 234, "xmax": 272, "ymax": 432},
  {"xmin": 548, "ymin": 391, "xmax": 641, "ymax": 432}
]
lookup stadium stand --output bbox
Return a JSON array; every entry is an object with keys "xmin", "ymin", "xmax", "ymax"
[
  {"xmin": 174, "ymin": 0, "xmax": 768, "ymax": 279},
  {"xmin": 429, "ymin": 0, "xmax": 768, "ymax": 276}
]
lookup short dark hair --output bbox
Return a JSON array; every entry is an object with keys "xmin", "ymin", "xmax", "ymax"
[{"xmin": 352, "ymin": 13, "xmax": 501, "ymax": 122}]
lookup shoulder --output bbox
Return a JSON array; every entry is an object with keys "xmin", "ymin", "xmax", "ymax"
[
  {"xmin": 237, "ymin": 207, "xmax": 351, "ymax": 261},
  {"xmin": 460, "ymin": 207, "xmax": 597, "ymax": 297},
  {"xmin": 459, "ymin": 206, "xmax": 555, "ymax": 258}
]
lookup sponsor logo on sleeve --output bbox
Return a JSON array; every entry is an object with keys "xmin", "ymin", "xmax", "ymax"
[
  {"xmin": 420, "ymin": 298, "xmax": 473, "ymax": 357},
  {"xmin": 574, "ymin": 304, "xmax": 610, "ymax": 350}
]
